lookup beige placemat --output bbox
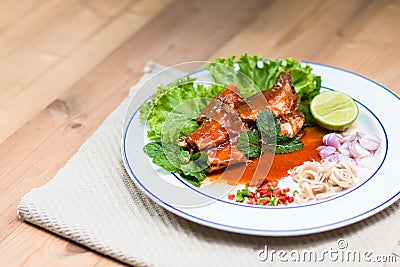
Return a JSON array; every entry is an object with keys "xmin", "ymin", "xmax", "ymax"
[{"xmin": 18, "ymin": 62, "xmax": 400, "ymax": 267}]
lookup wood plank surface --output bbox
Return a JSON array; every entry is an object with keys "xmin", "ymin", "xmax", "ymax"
[{"xmin": 0, "ymin": 0, "xmax": 399, "ymax": 266}]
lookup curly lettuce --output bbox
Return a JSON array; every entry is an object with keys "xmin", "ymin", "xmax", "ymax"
[
  {"xmin": 140, "ymin": 77, "xmax": 224, "ymax": 141},
  {"xmin": 206, "ymin": 54, "xmax": 321, "ymax": 101}
]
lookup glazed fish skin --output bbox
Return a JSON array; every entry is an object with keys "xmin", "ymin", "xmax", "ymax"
[
  {"xmin": 181, "ymin": 85, "xmax": 246, "ymax": 151},
  {"xmin": 198, "ymin": 83, "xmax": 244, "ymax": 123},
  {"xmin": 204, "ymin": 141, "xmax": 248, "ymax": 173}
]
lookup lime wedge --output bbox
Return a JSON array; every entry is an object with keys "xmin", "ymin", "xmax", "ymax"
[{"xmin": 310, "ymin": 91, "xmax": 359, "ymax": 131}]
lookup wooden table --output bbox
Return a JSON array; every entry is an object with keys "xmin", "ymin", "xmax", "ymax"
[{"xmin": 0, "ymin": 0, "xmax": 399, "ymax": 266}]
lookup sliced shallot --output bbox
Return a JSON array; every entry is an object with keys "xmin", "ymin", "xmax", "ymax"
[{"xmin": 318, "ymin": 131, "xmax": 381, "ymax": 168}]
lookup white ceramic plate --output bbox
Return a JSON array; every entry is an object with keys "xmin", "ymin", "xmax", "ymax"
[{"xmin": 122, "ymin": 62, "xmax": 400, "ymax": 236}]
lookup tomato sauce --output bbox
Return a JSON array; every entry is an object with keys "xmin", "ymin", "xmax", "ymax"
[{"xmin": 207, "ymin": 126, "xmax": 328, "ymax": 186}]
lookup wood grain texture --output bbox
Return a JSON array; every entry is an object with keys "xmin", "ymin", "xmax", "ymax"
[
  {"xmin": 212, "ymin": 0, "xmax": 400, "ymax": 88},
  {"xmin": 0, "ymin": 0, "xmax": 175, "ymax": 144},
  {"xmin": 0, "ymin": 0, "xmax": 399, "ymax": 266}
]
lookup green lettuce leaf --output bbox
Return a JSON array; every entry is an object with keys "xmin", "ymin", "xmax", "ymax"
[
  {"xmin": 280, "ymin": 58, "xmax": 321, "ymax": 101},
  {"xmin": 256, "ymin": 109, "xmax": 278, "ymax": 142},
  {"xmin": 298, "ymin": 102, "xmax": 317, "ymax": 127},
  {"xmin": 143, "ymin": 142, "xmax": 209, "ymax": 186},
  {"xmin": 206, "ymin": 53, "xmax": 321, "ymax": 101},
  {"xmin": 237, "ymin": 110, "xmax": 304, "ymax": 156},
  {"xmin": 275, "ymin": 135, "xmax": 304, "ymax": 154},
  {"xmin": 143, "ymin": 142, "xmax": 181, "ymax": 173},
  {"xmin": 237, "ymin": 130, "xmax": 261, "ymax": 158},
  {"xmin": 140, "ymin": 77, "xmax": 224, "ymax": 141}
]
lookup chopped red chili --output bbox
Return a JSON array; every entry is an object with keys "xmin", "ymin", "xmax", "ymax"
[{"xmin": 232, "ymin": 180, "xmax": 294, "ymax": 206}]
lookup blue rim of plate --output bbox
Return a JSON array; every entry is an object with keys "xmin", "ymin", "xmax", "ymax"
[{"xmin": 122, "ymin": 62, "xmax": 400, "ymax": 235}]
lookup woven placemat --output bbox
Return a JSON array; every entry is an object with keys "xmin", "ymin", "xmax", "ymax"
[{"xmin": 18, "ymin": 62, "xmax": 400, "ymax": 266}]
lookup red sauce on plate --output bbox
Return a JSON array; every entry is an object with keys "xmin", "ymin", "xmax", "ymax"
[{"xmin": 207, "ymin": 126, "xmax": 328, "ymax": 186}]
